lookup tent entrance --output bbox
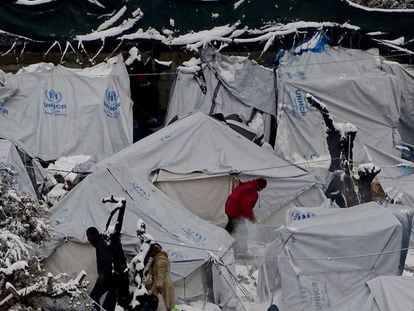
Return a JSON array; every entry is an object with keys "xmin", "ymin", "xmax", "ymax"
[{"xmin": 153, "ymin": 170, "xmax": 238, "ymax": 227}]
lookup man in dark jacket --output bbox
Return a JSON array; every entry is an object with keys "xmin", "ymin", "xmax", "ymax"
[
  {"xmin": 86, "ymin": 226, "xmax": 116, "ymax": 311},
  {"xmin": 225, "ymin": 178, "xmax": 267, "ymax": 233}
]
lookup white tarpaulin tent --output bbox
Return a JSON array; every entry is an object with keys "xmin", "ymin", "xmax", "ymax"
[
  {"xmin": 0, "ymin": 55, "xmax": 133, "ymax": 161},
  {"xmin": 257, "ymin": 203, "xmax": 410, "ymax": 311},
  {"xmin": 166, "ymin": 48, "xmax": 277, "ymax": 142},
  {"xmin": 0, "ymin": 138, "xmax": 46, "ymax": 198},
  {"xmin": 325, "ymin": 276, "xmax": 414, "ymax": 311},
  {"xmin": 381, "ymin": 61, "xmax": 414, "ymax": 146},
  {"xmin": 275, "ymin": 46, "xmax": 403, "ymax": 167},
  {"xmin": 43, "ymin": 166, "xmax": 235, "ymax": 301},
  {"xmin": 96, "ymin": 112, "xmax": 326, "ymax": 225}
]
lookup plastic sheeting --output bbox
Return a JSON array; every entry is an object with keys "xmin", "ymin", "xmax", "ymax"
[
  {"xmin": 275, "ymin": 46, "xmax": 403, "ymax": 166},
  {"xmin": 43, "ymin": 166, "xmax": 234, "ymax": 283},
  {"xmin": 97, "ymin": 112, "xmax": 326, "ymax": 223},
  {"xmin": 258, "ymin": 204, "xmax": 407, "ymax": 310},
  {"xmin": 381, "ymin": 61, "xmax": 414, "ymax": 146},
  {"xmin": 166, "ymin": 48, "xmax": 276, "ymax": 142},
  {"xmin": 154, "ymin": 171, "xmax": 235, "ymax": 227},
  {"xmin": 0, "ymin": 138, "xmax": 45, "ymax": 197},
  {"xmin": 0, "ymin": 55, "xmax": 133, "ymax": 161},
  {"xmin": 325, "ymin": 276, "xmax": 414, "ymax": 311},
  {"xmin": 359, "ymin": 143, "xmax": 414, "ymax": 207}
]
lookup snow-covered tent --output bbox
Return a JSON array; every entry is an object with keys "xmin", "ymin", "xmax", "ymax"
[
  {"xmin": 96, "ymin": 112, "xmax": 326, "ymax": 226},
  {"xmin": 257, "ymin": 202, "xmax": 413, "ymax": 311},
  {"xmin": 42, "ymin": 166, "xmax": 235, "ymax": 302},
  {"xmin": 42, "ymin": 112, "xmax": 325, "ymax": 304},
  {"xmin": 0, "ymin": 55, "xmax": 133, "ymax": 161},
  {"xmin": 275, "ymin": 45, "xmax": 403, "ymax": 166},
  {"xmin": 0, "ymin": 138, "xmax": 46, "ymax": 198},
  {"xmin": 325, "ymin": 276, "xmax": 414, "ymax": 311},
  {"xmin": 166, "ymin": 48, "xmax": 277, "ymax": 143},
  {"xmin": 358, "ymin": 143, "xmax": 414, "ymax": 206}
]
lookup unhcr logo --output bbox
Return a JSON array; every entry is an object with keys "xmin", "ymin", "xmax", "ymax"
[
  {"xmin": 0, "ymin": 102, "xmax": 8, "ymax": 117},
  {"xmin": 293, "ymin": 89, "xmax": 317, "ymax": 117},
  {"xmin": 104, "ymin": 90, "xmax": 121, "ymax": 118},
  {"xmin": 44, "ymin": 90, "xmax": 67, "ymax": 116}
]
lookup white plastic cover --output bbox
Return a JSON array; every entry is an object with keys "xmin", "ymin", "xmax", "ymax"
[
  {"xmin": 258, "ymin": 204, "xmax": 405, "ymax": 310},
  {"xmin": 97, "ymin": 112, "xmax": 326, "ymax": 223},
  {"xmin": 0, "ymin": 55, "xmax": 133, "ymax": 161},
  {"xmin": 275, "ymin": 47, "xmax": 403, "ymax": 166},
  {"xmin": 44, "ymin": 166, "xmax": 234, "ymax": 283},
  {"xmin": 154, "ymin": 171, "xmax": 234, "ymax": 227},
  {"xmin": 325, "ymin": 276, "xmax": 414, "ymax": 311},
  {"xmin": 166, "ymin": 48, "xmax": 276, "ymax": 141},
  {"xmin": 381, "ymin": 61, "xmax": 414, "ymax": 146},
  {"xmin": 0, "ymin": 139, "xmax": 39, "ymax": 197}
]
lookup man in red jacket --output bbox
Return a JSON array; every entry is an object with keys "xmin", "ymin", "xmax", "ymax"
[{"xmin": 225, "ymin": 178, "xmax": 267, "ymax": 233}]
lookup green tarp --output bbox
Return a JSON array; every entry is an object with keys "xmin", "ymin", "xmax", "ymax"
[{"xmin": 0, "ymin": 0, "xmax": 413, "ymax": 46}]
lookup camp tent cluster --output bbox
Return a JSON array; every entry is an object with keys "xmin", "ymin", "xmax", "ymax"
[{"xmin": 0, "ymin": 25, "xmax": 413, "ymax": 310}]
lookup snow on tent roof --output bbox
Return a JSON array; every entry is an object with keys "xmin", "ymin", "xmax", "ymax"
[
  {"xmin": 166, "ymin": 47, "xmax": 276, "ymax": 129},
  {"xmin": 275, "ymin": 45, "xmax": 403, "ymax": 165},
  {"xmin": 0, "ymin": 54, "xmax": 133, "ymax": 161},
  {"xmin": 96, "ymin": 112, "xmax": 326, "ymax": 221},
  {"xmin": 44, "ymin": 165, "xmax": 234, "ymax": 282}
]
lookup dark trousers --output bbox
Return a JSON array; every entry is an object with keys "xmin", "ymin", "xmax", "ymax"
[
  {"xmin": 225, "ymin": 217, "xmax": 235, "ymax": 233},
  {"xmin": 90, "ymin": 278, "xmax": 116, "ymax": 311},
  {"xmin": 114, "ymin": 272, "xmax": 131, "ymax": 308}
]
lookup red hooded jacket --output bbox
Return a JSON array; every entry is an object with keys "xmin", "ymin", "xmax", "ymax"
[{"xmin": 225, "ymin": 180, "xmax": 260, "ymax": 220}]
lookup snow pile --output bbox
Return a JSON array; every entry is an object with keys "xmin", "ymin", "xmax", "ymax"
[
  {"xmin": 125, "ymin": 46, "xmax": 142, "ymax": 66},
  {"xmin": 248, "ymin": 113, "xmax": 265, "ymax": 135},
  {"xmin": 333, "ymin": 121, "xmax": 357, "ymax": 138},
  {"xmin": 0, "ymin": 166, "xmax": 88, "ymax": 309},
  {"xmin": 45, "ymin": 155, "xmax": 93, "ymax": 206},
  {"xmin": 76, "ymin": 8, "xmax": 144, "ymax": 42},
  {"xmin": 358, "ymin": 163, "xmax": 381, "ymax": 175},
  {"xmin": 345, "ymin": 0, "xmax": 414, "ymax": 11},
  {"xmin": 177, "ymin": 57, "xmax": 202, "ymax": 74}
]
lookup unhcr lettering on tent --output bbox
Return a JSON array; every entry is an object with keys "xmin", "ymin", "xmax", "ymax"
[
  {"xmin": 299, "ymin": 280, "xmax": 328, "ymax": 310},
  {"xmin": 129, "ymin": 182, "xmax": 150, "ymax": 201},
  {"xmin": 180, "ymin": 227, "xmax": 206, "ymax": 246},
  {"xmin": 292, "ymin": 89, "xmax": 317, "ymax": 118},
  {"xmin": 284, "ymin": 71, "xmax": 307, "ymax": 80},
  {"xmin": 104, "ymin": 90, "xmax": 121, "ymax": 118},
  {"xmin": 290, "ymin": 210, "xmax": 316, "ymax": 221},
  {"xmin": 43, "ymin": 89, "xmax": 67, "ymax": 116},
  {"xmin": 169, "ymin": 251, "xmax": 185, "ymax": 261},
  {"xmin": 0, "ymin": 102, "xmax": 8, "ymax": 117}
]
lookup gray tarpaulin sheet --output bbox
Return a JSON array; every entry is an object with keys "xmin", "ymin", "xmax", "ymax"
[
  {"xmin": 166, "ymin": 49, "xmax": 276, "ymax": 141},
  {"xmin": 359, "ymin": 143, "xmax": 414, "ymax": 207},
  {"xmin": 0, "ymin": 139, "xmax": 36, "ymax": 197},
  {"xmin": 258, "ymin": 204, "xmax": 404, "ymax": 310},
  {"xmin": 97, "ymin": 112, "xmax": 326, "ymax": 223},
  {"xmin": 44, "ymin": 166, "xmax": 234, "ymax": 282},
  {"xmin": 325, "ymin": 276, "xmax": 414, "ymax": 311},
  {"xmin": 275, "ymin": 47, "xmax": 403, "ymax": 166},
  {"xmin": 381, "ymin": 61, "xmax": 414, "ymax": 146},
  {"xmin": 0, "ymin": 55, "xmax": 133, "ymax": 161}
]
